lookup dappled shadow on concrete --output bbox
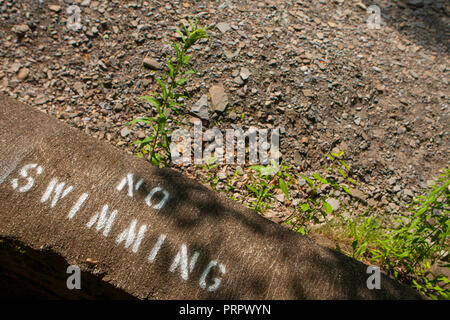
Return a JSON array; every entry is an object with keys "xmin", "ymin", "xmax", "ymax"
[
  {"xmin": 363, "ymin": 0, "xmax": 449, "ymax": 53},
  {"xmin": 144, "ymin": 167, "xmax": 424, "ymax": 300}
]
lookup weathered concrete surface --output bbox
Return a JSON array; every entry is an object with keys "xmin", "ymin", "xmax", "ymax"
[{"xmin": 0, "ymin": 94, "xmax": 424, "ymax": 299}]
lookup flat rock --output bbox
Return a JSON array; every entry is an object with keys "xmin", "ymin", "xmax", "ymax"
[
  {"xmin": 209, "ymin": 84, "xmax": 228, "ymax": 113},
  {"xmin": 34, "ymin": 94, "xmax": 48, "ymax": 105},
  {"xmin": 14, "ymin": 24, "xmax": 29, "ymax": 35},
  {"xmin": 240, "ymin": 67, "xmax": 251, "ymax": 81},
  {"xmin": 49, "ymin": 5, "xmax": 62, "ymax": 12},
  {"xmin": 191, "ymin": 94, "xmax": 210, "ymax": 120},
  {"xmin": 302, "ymin": 89, "xmax": 314, "ymax": 98},
  {"xmin": 143, "ymin": 57, "xmax": 161, "ymax": 70},
  {"xmin": 120, "ymin": 127, "xmax": 130, "ymax": 137},
  {"xmin": 216, "ymin": 22, "xmax": 231, "ymax": 34}
]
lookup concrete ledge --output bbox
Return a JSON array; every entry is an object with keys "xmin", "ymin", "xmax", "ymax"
[{"xmin": 0, "ymin": 94, "xmax": 424, "ymax": 299}]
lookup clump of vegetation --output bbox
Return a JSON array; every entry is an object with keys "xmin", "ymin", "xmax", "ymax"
[
  {"xmin": 340, "ymin": 167, "xmax": 449, "ymax": 299},
  {"xmin": 374, "ymin": 167, "xmax": 449, "ymax": 299},
  {"xmin": 286, "ymin": 152, "xmax": 358, "ymax": 235},
  {"xmin": 245, "ymin": 160, "xmax": 295, "ymax": 214},
  {"xmin": 129, "ymin": 20, "xmax": 208, "ymax": 167}
]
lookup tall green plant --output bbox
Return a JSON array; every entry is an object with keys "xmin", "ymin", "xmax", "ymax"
[{"xmin": 129, "ymin": 20, "xmax": 208, "ymax": 167}]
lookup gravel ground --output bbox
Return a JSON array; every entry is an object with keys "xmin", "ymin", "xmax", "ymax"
[{"xmin": 0, "ymin": 0, "xmax": 449, "ymax": 224}]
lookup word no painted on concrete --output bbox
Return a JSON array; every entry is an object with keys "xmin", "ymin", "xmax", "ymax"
[
  {"xmin": 0, "ymin": 95, "xmax": 424, "ymax": 299},
  {"xmin": 3, "ymin": 163, "xmax": 225, "ymax": 292}
]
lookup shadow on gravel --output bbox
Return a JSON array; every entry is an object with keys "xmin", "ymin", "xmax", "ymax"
[{"xmin": 363, "ymin": 0, "xmax": 449, "ymax": 53}]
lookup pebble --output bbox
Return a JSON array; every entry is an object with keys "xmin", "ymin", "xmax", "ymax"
[
  {"xmin": 209, "ymin": 85, "xmax": 228, "ymax": 113},
  {"xmin": 240, "ymin": 67, "xmax": 251, "ymax": 81},
  {"xmin": 49, "ymin": 5, "xmax": 62, "ymax": 12},
  {"xmin": 191, "ymin": 94, "xmax": 210, "ymax": 120},
  {"xmin": 120, "ymin": 127, "xmax": 130, "ymax": 137},
  {"xmin": 143, "ymin": 57, "xmax": 161, "ymax": 70},
  {"xmin": 216, "ymin": 22, "xmax": 231, "ymax": 34},
  {"xmin": 17, "ymin": 68, "xmax": 29, "ymax": 81},
  {"xmin": 34, "ymin": 95, "xmax": 48, "ymax": 105}
]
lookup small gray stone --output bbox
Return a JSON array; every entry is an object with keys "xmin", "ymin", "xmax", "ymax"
[
  {"xmin": 298, "ymin": 178, "xmax": 306, "ymax": 187},
  {"xmin": 14, "ymin": 24, "xmax": 29, "ymax": 35},
  {"xmin": 240, "ymin": 67, "xmax": 251, "ymax": 81},
  {"xmin": 233, "ymin": 76, "xmax": 244, "ymax": 85},
  {"xmin": 73, "ymin": 82, "xmax": 84, "ymax": 96},
  {"xmin": 404, "ymin": 0, "xmax": 424, "ymax": 7},
  {"xmin": 404, "ymin": 189, "xmax": 414, "ymax": 198},
  {"xmin": 191, "ymin": 94, "xmax": 210, "ymax": 120},
  {"xmin": 302, "ymin": 89, "xmax": 314, "ymax": 98},
  {"xmin": 216, "ymin": 22, "xmax": 231, "ymax": 34},
  {"xmin": 120, "ymin": 127, "xmax": 130, "ymax": 137},
  {"xmin": 348, "ymin": 187, "xmax": 367, "ymax": 201},
  {"xmin": 137, "ymin": 131, "xmax": 146, "ymax": 139},
  {"xmin": 49, "ymin": 5, "xmax": 62, "ymax": 12},
  {"xmin": 275, "ymin": 193, "xmax": 285, "ymax": 203},
  {"xmin": 387, "ymin": 177, "xmax": 397, "ymax": 185}
]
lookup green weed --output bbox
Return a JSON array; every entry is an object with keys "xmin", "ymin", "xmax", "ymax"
[{"xmin": 128, "ymin": 20, "xmax": 208, "ymax": 167}]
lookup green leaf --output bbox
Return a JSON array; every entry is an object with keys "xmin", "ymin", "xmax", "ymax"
[
  {"xmin": 167, "ymin": 59, "xmax": 175, "ymax": 80},
  {"xmin": 323, "ymin": 200, "xmax": 333, "ymax": 215},
  {"xmin": 250, "ymin": 165, "xmax": 276, "ymax": 176},
  {"xmin": 182, "ymin": 55, "xmax": 190, "ymax": 64},
  {"xmin": 155, "ymin": 77, "xmax": 168, "ymax": 100},
  {"xmin": 300, "ymin": 203, "xmax": 311, "ymax": 212},
  {"xmin": 139, "ymin": 96, "xmax": 161, "ymax": 110},
  {"xmin": 279, "ymin": 178, "xmax": 289, "ymax": 199},
  {"xmin": 313, "ymin": 173, "xmax": 328, "ymax": 184},
  {"xmin": 342, "ymin": 185, "xmax": 351, "ymax": 195},
  {"xmin": 183, "ymin": 69, "xmax": 196, "ymax": 76},
  {"xmin": 176, "ymin": 78, "xmax": 188, "ymax": 86},
  {"xmin": 127, "ymin": 117, "xmax": 154, "ymax": 125}
]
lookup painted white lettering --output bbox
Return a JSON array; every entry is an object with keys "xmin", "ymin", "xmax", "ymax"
[
  {"xmin": 67, "ymin": 193, "xmax": 89, "ymax": 219},
  {"xmin": 116, "ymin": 219, "xmax": 147, "ymax": 253},
  {"xmin": 145, "ymin": 187, "xmax": 170, "ymax": 210},
  {"xmin": 199, "ymin": 260, "xmax": 226, "ymax": 292},
  {"xmin": 169, "ymin": 244, "xmax": 199, "ymax": 281},
  {"xmin": 148, "ymin": 234, "xmax": 167, "ymax": 263},
  {"xmin": 41, "ymin": 178, "xmax": 73, "ymax": 208},
  {"xmin": 86, "ymin": 204, "xmax": 118, "ymax": 237},
  {"xmin": 116, "ymin": 173, "xmax": 144, "ymax": 197},
  {"xmin": 10, "ymin": 163, "xmax": 43, "ymax": 192}
]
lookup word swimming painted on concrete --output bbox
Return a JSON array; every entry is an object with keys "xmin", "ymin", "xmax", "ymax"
[{"xmin": 3, "ymin": 162, "xmax": 227, "ymax": 292}]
